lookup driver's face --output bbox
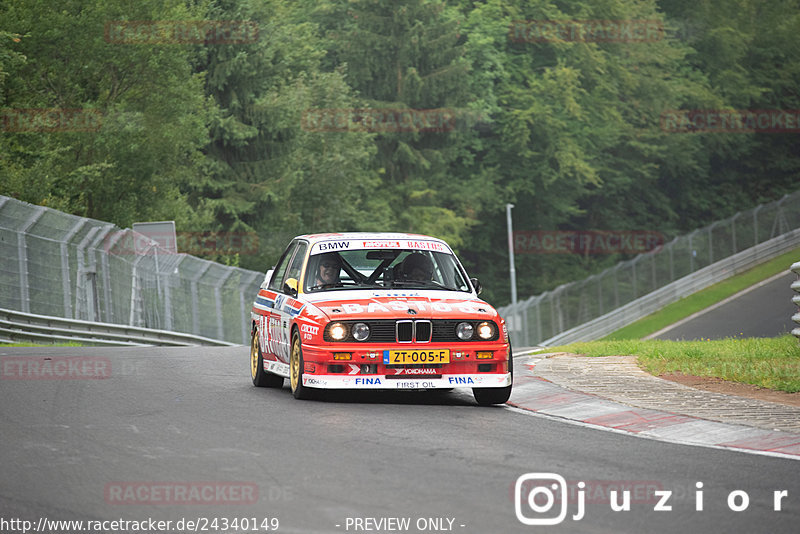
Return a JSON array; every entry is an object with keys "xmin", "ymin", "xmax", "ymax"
[
  {"xmin": 409, "ymin": 267, "xmax": 430, "ymax": 280},
  {"xmin": 318, "ymin": 260, "xmax": 339, "ymax": 284}
]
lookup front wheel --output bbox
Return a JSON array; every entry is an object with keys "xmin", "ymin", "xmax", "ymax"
[
  {"xmin": 290, "ymin": 331, "xmax": 313, "ymax": 400},
  {"xmin": 473, "ymin": 345, "xmax": 513, "ymax": 406},
  {"xmin": 251, "ymin": 328, "xmax": 284, "ymax": 388}
]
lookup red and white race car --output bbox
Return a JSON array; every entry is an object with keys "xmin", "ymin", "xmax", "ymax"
[{"xmin": 249, "ymin": 233, "xmax": 512, "ymax": 405}]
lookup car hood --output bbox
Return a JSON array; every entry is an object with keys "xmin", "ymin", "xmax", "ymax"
[{"xmin": 302, "ymin": 290, "xmax": 498, "ymax": 322}]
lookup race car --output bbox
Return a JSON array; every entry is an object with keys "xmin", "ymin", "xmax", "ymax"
[{"xmin": 249, "ymin": 233, "xmax": 512, "ymax": 405}]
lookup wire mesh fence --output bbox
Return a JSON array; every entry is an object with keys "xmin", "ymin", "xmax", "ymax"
[
  {"xmin": 499, "ymin": 190, "xmax": 800, "ymax": 347},
  {"xmin": 0, "ymin": 195, "xmax": 264, "ymax": 344}
]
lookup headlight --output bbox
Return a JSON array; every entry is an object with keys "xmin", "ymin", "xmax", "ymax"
[
  {"xmin": 456, "ymin": 322, "xmax": 474, "ymax": 340},
  {"xmin": 352, "ymin": 322, "xmax": 370, "ymax": 341},
  {"xmin": 477, "ymin": 321, "xmax": 495, "ymax": 340},
  {"xmin": 328, "ymin": 322, "xmax": 348, "ymax": 341}
]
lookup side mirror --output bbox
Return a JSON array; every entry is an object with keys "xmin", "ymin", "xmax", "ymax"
[
  {"xmin": 261, "ymin": 268, "xmax": 274, "ymax": 289},
  {"xmin": 283, "ymin": 278, "xmax": 299, "ymax": 298},
  {"xmin": 470, "ymin": 277, "xmax": 483, "ymax": 295}
]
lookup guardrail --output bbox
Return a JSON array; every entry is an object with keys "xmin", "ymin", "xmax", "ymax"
[
  {"xmin": 0, "ymin": 307, "xmax": 236, "ymax": 347},
  {"xmin": 1, "ymin": 195, "xmax": 263, "ymax": 345},
  {"xmin": 792, "ymin": 261, "xmax": 800, "ymax": 341},
  {"xmin": 534, "ymin": 228, "xmax": 800, "ymax": 346},
  {"xmin": 499, "ymin": 190, "xmax": 800, "ymax": 347}
]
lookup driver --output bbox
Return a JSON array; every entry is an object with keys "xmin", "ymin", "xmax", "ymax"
[
  {"xmin": 399, "ymin": 252, "xmax": 434, "ymax": 281},
  {"xmin": 313, "ymin": 252, "xmax": 342, "ymax": 289}
]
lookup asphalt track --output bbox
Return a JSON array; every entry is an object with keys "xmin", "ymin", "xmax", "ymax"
[
  {"xmin": 1, "ymin": 346, "xmax": 798, "ymax": 533},
  {"xmin": 652, "ymin": 271, "xmax": 797, "ymax": 340}
]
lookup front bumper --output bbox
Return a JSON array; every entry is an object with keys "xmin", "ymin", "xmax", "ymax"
[{"xmin": 302, "ymin": 372, "xmax": 512, "ymax": 390}]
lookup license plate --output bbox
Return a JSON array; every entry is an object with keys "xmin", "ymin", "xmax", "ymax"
[{"xmin": 383, "ymin": 349, "xmax": 450, "ymax": 365}]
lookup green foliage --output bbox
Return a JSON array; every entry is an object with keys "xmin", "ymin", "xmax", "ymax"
[
  {"xmin": 0, "ymin": 0, "xmax": 211, "ymax": 229},
  {"xmin": 1, "ymin": 0, "xmax": 797, "ymax": 306}
]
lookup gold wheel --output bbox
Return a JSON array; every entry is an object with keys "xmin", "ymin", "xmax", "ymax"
[
  {"xmin": 289, "ymin": 331, "xmax": 311, "ymax": 399},
  {"xmin": 290, "ymin": 335, "xmax": 300, "ymax": 392},
  {"xmin": 250, "ymin": 330, "xmax": 259, "ymax": 380}
]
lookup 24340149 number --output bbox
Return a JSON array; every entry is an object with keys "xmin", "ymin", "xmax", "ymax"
[{"xmin": 383, "ymin": 349, "xmax": 449, "ymax": 365}]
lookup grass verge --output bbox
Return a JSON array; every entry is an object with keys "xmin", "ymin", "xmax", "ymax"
[
  {"xmin": 552, "ymin": 335, "xmax": 800, "ymax": 393},
  {"xmin": 603, "ymin": 247, "xmax": 800, "ymax": 340}
]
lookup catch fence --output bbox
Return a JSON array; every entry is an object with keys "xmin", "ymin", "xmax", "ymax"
[
  {"xmin": 499, "ymin": 191, "xmax": 800, "ymax": 346},
  {"xmin": 0, "ymin": 196, "xmax": 264, "ymax": 345}
]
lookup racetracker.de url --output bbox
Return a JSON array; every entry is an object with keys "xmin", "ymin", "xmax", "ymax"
[{"xmin": 0, "ymin": 517, "xmax": 280, "ymax": 533}]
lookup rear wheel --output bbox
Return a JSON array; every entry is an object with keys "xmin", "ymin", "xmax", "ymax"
[
  {"xmin": 473, "ymin": 345, "xmax": 513, "ymax": 406},
  {"xmin": 251, "ymin": 328, "xmax": 284, "ymax": 388},
  {"xmin": 290, "ymin": 331, "xmax": 313, "ymax": 399}
]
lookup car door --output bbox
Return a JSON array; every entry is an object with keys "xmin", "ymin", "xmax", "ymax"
[{"xmin": 267, "ymin": 240, "xmax": 308, "ymax": 363}]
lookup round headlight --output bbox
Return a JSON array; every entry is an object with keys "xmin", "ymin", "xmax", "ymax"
[
  {"xmin": 352, "ymin": 322, "xmax": 370, "ymax": 341},
  {"xmin": 329, "ymin": 322, "xmax": 347, "ymax": 341},
  {"xmin": 456, "ymin": 322, "xmax": 474, "ymax": 340},
  {"xmin": 477, "ymin": 321, "xmax": 495, "ymax": 340}
]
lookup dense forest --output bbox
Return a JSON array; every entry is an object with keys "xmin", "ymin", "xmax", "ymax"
[{"xmin": 1, "ymin": 0, "xmax": 798, "ymax": 305}]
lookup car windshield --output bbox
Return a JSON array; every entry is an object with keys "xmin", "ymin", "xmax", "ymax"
[{"xmin": 304, "ymin": 248, "xmax": 471, "ymax": 293}]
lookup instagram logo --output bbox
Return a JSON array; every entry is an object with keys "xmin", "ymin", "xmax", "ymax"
[{"xmin": 515, "ymin": 473, "xmax": 583, "ymax": 525}]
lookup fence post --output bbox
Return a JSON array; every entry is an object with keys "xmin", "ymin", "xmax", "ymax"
[
  {"xmin": 128, "ymin": 239, "xmax": 150, "ymax": 327},
  {"xmin": 75, "ymin": 227, "xmax": 101, "ymax": 321},
  {"xmin": 61, "ymin": 219, "xmax": 86, "ymax": 319},
  {"xmin": 708, "ymin": 222, "xmax": 716, "ymax": 264},
  {"xmin": 16, "ymin": 206, "xmax": 45, "ymax": 313},
  {"xmin": 216, "ymin": 269, "xmax": 234, "ymax": 341},
  {"xmin": 87, "ymin": 226, "xmax": 113, "ymax": 322},
  {"xmin": 688, "ymin": 230, "xmax": 697, "ymax": 272},
  {"xmin": 753, "ymin": 205, "xmax": 763, "ymax": 245},
  {"xmin": 191, "ymin": 262, "xmax": 212, "ymax": 336},
  {"xmin": 772, "ymin": 194, "xmax": 789, "ymax": 238},
  {"xmin": 161, "ymin": 254, "xmax": 184, "ymax": 332}
]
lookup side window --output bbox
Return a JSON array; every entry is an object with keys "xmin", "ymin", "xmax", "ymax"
[
  {"xmin": 268, "ymin": 242, "xmax": 297, "ymax": 292},
  {"xmin": 285, "ymin": 242, "xmax": 308, "ymax": 284}
]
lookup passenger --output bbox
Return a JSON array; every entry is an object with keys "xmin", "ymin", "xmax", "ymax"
[{"xmin": 399, "ymin": 252, "xmax": 434, "ymax": 281}]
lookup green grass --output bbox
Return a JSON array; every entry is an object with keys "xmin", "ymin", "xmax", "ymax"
[
  {"xmin": 604, "ymin": 247, "xmax": 800, "ymax": 340},
  {"xmin": 552, "ymin": 335, "xmax": 800, "ymax": 392}
]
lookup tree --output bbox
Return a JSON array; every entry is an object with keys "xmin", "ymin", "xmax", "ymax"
[
  {"xmin": 0, "ymin": 0, "xmax": 211, "ymax": 229},
  {"xmin": 195, "ymin": 0, "xmax": 388, "ymax": 269},
  {"xmin": 307, "ymin": 0, "xmax": 491, "ymax": 248}
]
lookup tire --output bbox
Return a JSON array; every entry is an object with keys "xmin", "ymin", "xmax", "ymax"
[
  {"xmin": 473, "ymin": 345, "xmax": 513, "ymax": 406},
  {"xmin": 290, "ymin": 330, "xmax": 313, "ymax": 400},
  {"xmin": 251, "ymin": 328, "xmax": 284, "ymax": 388}
]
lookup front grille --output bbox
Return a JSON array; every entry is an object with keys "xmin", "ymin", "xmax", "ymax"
[
  {"xmin": 324, "ymin": 319, "xmax": 498, "ymax": 342},
  {"xmin": 396, "ymin": 320, "xmax": 413, "ymax": 342}
]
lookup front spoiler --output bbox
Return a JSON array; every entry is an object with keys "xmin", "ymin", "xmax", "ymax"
[{"xmin": 302, "ymin": 373, "xmax": 511, "ymax": 390}]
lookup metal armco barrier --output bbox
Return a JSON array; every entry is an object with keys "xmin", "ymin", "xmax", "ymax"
[
  {"xmin": 499, "ymin": 190, "xmax": 800, "ymax": 347},
  {"xmin": 0, "ymin": 307, "xmax": 236, "ymax": 346},
  {"xmin": 792, "ymin": 261, "xmax": 800, "ymax": 341},
  {"xmin": 541, "ymin": 230, "xmax": 800, "ymax": 346},
  {"xmin": 0, "ymin": 195, "xmax": 263, "ymax": 345}
]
